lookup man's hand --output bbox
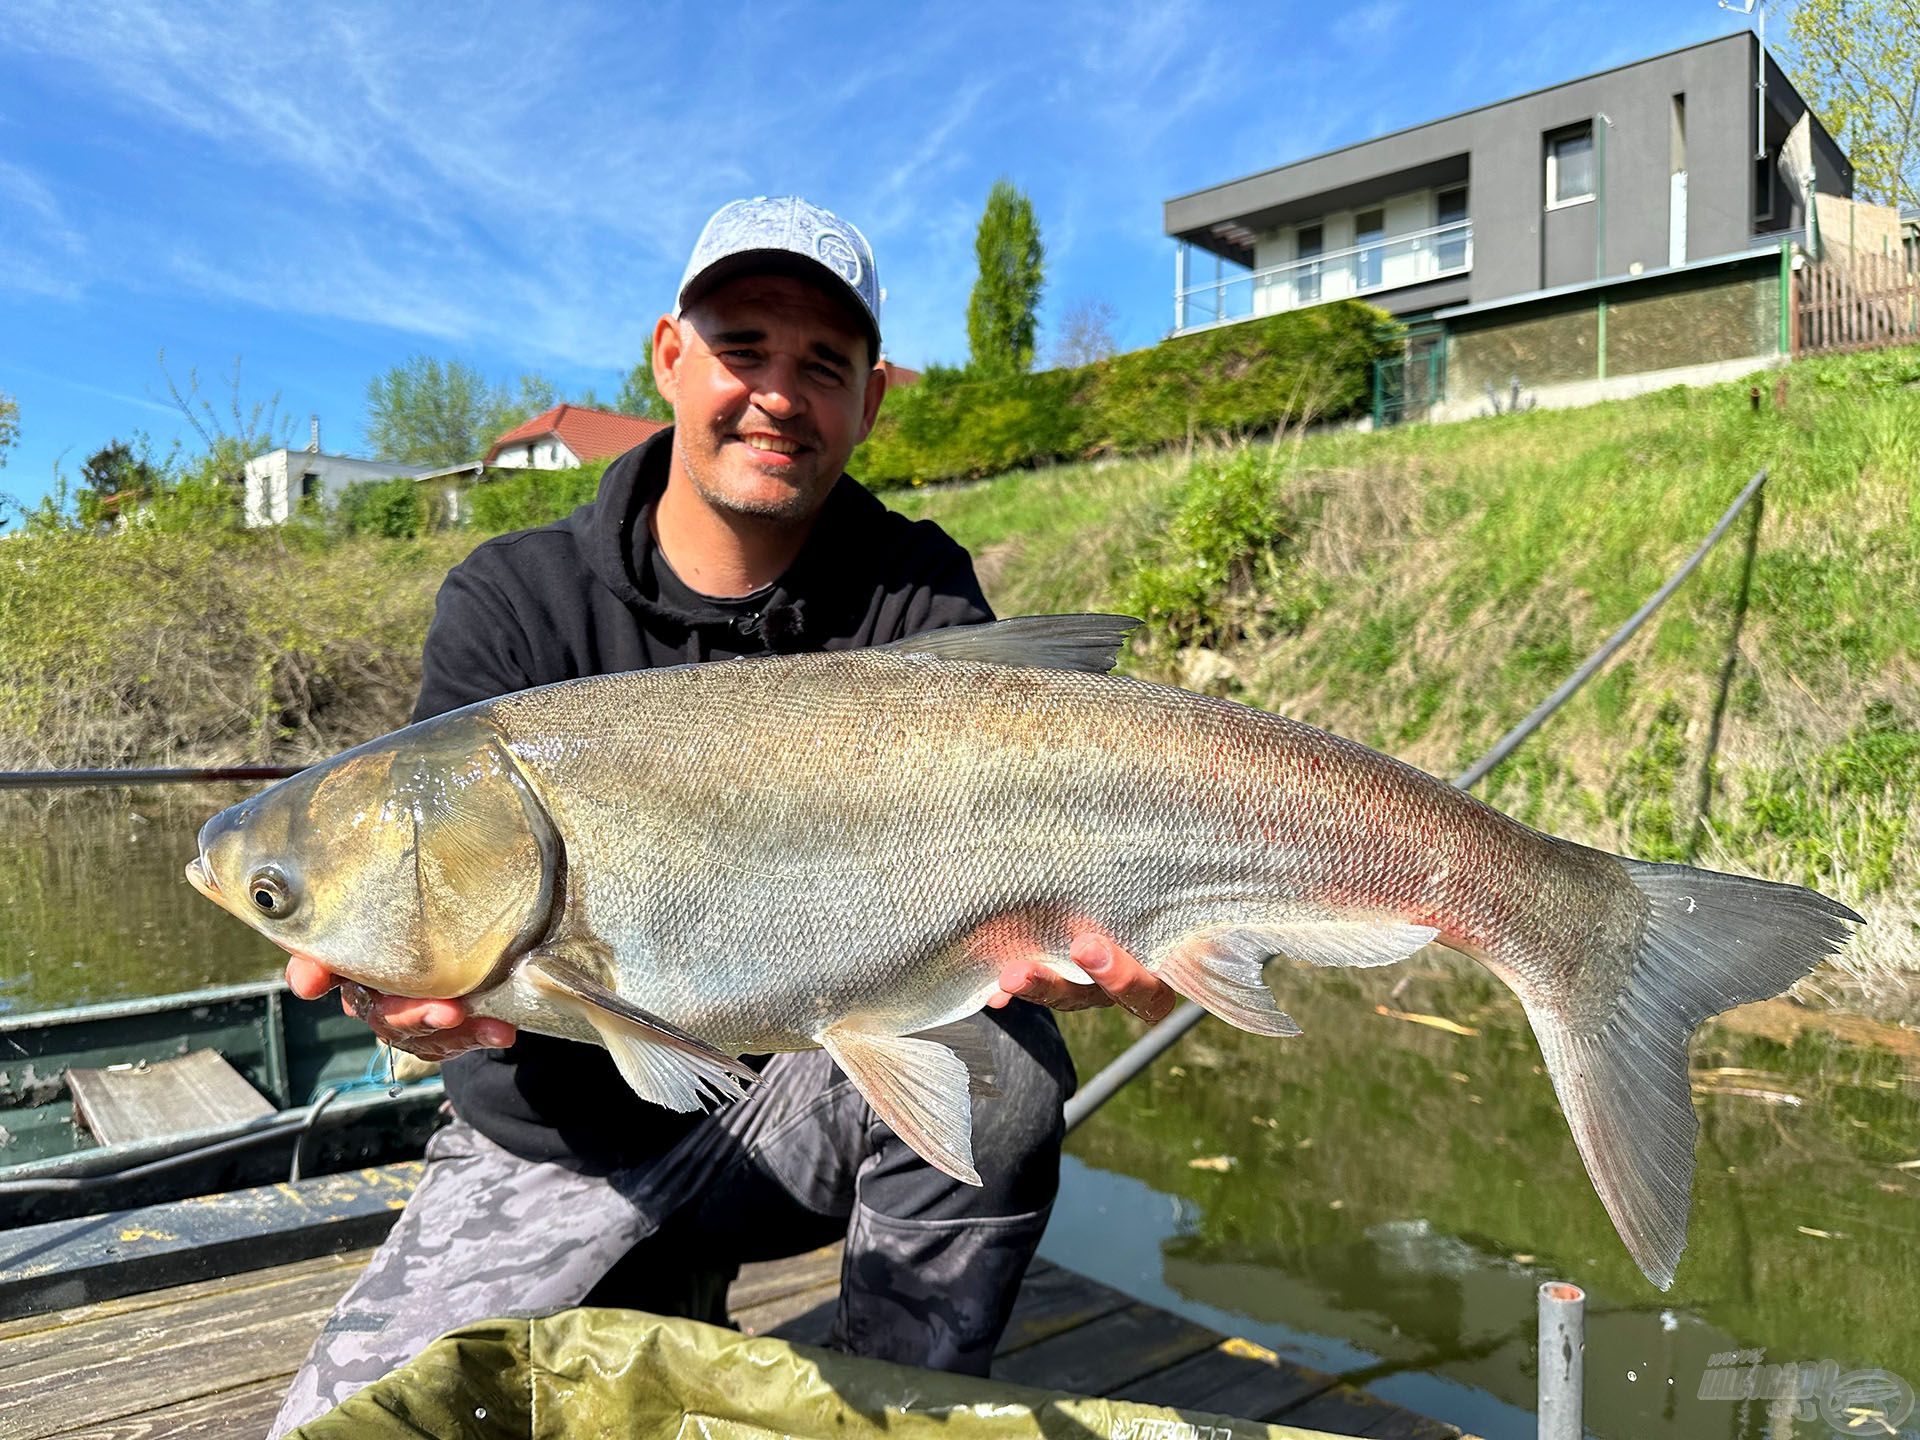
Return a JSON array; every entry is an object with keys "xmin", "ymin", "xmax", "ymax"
[
  {"xmin": 987, "ymin": 932, "xmax": 1178, "ymax": 1026},
  {"xmin": 285, "ymin": 956, "xmax": 518, "ymax": 1061}
]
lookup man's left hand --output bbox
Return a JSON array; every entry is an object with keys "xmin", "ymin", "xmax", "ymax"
[{"xmin": 988, "ymin": 932, "xmax": 1178, "ymax": 1025}]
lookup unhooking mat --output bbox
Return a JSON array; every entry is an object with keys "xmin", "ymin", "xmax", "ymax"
[{"xmin": 286, "ymin": 1306, "xmax": 1359, "ymax": 1440}]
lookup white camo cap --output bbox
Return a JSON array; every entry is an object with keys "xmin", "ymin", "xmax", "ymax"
[{"xmin": 676, "ymin": 196, "xmax": 881, "ymax": 354}]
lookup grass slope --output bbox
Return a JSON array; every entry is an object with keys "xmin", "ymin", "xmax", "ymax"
[{"xmin": 893, "ymin": 346, "xmax": 1920, "ymax": 993}]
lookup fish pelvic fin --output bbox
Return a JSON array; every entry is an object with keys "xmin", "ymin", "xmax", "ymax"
[
  {"xmin": 820, "ymin": 1022, "xmax": 984, "ymax": 1186},
  {"xmin": 526, "ymin": 949, "xmax": 758, "ymax": 1113},
  {"xmin": 881, "ymin": 613, "xmax": 1139, "ymax": 673},
  {"xmin": 1524, "ymin": 857, "xmax": 1860, "ymax": 1291},
  {"xmin": 1154, "ymin": 920, "xmax": 1439, "ymax": 1037}
]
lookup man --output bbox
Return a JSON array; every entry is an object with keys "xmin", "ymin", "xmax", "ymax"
[{"xmin": 272, "ymin": 197, "xmax": 1173, "ymax": 1436}]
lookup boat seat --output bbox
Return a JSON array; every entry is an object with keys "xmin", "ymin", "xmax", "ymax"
[{"xmin": 67, "ymin": 1050, "xmax": 275, "ymax": 1146}]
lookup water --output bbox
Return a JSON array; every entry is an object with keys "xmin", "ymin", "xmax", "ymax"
[
  {"xmin": 1048, "ymin": 972, "xmax": 1920, "ymax": 1440},
  {"xmin": 6, "ymin": 795, "xmax": 1916, "ymax": 1437},
  {"xmin": 0, "ymin": 789, "xmax": 284, "ymax": 1014}
]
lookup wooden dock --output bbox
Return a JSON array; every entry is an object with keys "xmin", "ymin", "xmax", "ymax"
[{"xmin": 0, "ymin": 1170, "xmax": 1469, "ymax": 1440}]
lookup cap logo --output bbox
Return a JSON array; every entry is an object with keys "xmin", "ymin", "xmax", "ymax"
[{"xmin": 814, "ymin": 228, "xmax": 863, "ymax": 288}]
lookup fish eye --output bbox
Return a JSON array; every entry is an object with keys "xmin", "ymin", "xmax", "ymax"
[{"xmin": 247, "ymin": 867, "xmax": 297, "ymax": 919}]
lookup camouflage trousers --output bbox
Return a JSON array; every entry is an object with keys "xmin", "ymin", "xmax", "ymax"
[{"xmin": 269, "ymin": 1002, "xmax": 1073, "ymax": 1437}]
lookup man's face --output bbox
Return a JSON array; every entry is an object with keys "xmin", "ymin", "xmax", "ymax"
[{"xmin": 654, "ymin": 272, "xmax": 886, "ymax": 525}]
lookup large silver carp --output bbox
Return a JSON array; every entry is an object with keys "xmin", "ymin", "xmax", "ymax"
[{"xmin": 186, "ymin": 615, "xmax": 1858, "ymax": 1289}]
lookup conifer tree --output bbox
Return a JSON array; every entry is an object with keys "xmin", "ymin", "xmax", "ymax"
[{"xmin": 965, "ymin": 180, "xmax": 1045, "ymax": 375}]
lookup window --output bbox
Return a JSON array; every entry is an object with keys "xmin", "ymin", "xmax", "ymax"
[
  {"xmin": 1546, "ymin": 124, "xmax": 1595, "ymax": 207},
  {"xmin": 1294, "ymin": 223, "xmax": 1323, "ymax": 305},
  {"xmin": 1436, "ymin": 187, "xmax": 1469, "ymax": 271},
  {"xmin": 1355, "ymin": 210, "xmax": 1385, "ymax": 289}
]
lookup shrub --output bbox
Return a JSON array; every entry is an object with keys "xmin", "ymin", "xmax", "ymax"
[
  {"xmin": 334, "ymin": 476, "xmax": 425, "ymax": 539},
  {"xmin": 854, "ymin": 301, "xmax": 1395, "ymax": 489},
  {"xmin": 467, "ymin": 463, "xmax": 608, "ymax": 534}
]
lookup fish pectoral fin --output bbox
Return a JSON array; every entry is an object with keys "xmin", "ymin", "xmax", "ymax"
[
  {"xmin": 526, "ymin": 950, "xmax": 758, "ymax": 1113},
  {"xmin": 1040, "ymin": 955, "xmax": 1095, "ymax": 987},
  {"xmin": 820, "ymin": 1023, "xmax": 983, "ymax": 1186},
  {"xmin": 881, "ymin": 613, "xmax": 1139, "ymax": 673}
]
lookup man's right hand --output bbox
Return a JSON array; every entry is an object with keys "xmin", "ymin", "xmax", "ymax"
[{"xmin": 285, "ymin": 955, "xmax": 518, "ymax": 1061}]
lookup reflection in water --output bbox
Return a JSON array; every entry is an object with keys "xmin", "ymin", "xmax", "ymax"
[
  {"xmin": 0, "ymin": 788, "xmax": 283, "ymax": 1014},
  {"xmin": 1052, "ymin": 962, "xmax": 1920, "ymax": 1440}
]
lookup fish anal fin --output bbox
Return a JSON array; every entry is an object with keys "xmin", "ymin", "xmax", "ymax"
[
  {"xmin": 526, "ymin": 946, "xmax": 757, "ymax": 1113},
  {"xmin": 820, "ymin": 1023, "xmax": 983, "ymax": 1186}
]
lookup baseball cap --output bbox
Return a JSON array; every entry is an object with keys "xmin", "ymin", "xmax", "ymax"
[{"xmin": 676, "ymin": 196, "xmax": 882, "ymax": 356}]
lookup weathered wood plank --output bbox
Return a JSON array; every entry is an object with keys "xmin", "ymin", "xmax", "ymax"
[
  {"xmin": 724, "ymin": 1244, "xmax": 841, "ymax": 1310},
  {"xmin": 0, "ymin": 1162, "xmax": 418, "ymax": 1320},
  {"xmin": 994, "ymin": 1257, "xmax": 1133, "ymax": 1355},
  {"xmin": 1272, "ymin": 1384, "xmax": 1459, "ymax": 1439},
  {"xmin": 1106, "ymin": 1337, "xmax": 1332, "ymax": 1419},
  {"xmin": 40, "ymin": 1377, "xmax": 288, "ymax": 1440},
  {"xmin": 0, "ymin": 1250, "xmax": 366, "ymax": 1346},
  {"xmin": 0, "ymin": 1262, "xmax": 350, "ymax": 1440},
  {"xmin": 992, "ymin": 1300, "xmax": 1219, "ymax": 1395},
  {"xmin": 67, "ymin": 1051, "xmax": 274, "ymax": 1147}
]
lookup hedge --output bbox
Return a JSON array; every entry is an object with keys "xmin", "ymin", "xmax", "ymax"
[{"xmin": 853, "ymin": 300, "xmax": 1396, "ymax": 489}]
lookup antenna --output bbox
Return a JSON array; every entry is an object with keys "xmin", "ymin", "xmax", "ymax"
[{"xmin": 1718, "ymin": 0, "xmax": 1768, "ymax": 159}]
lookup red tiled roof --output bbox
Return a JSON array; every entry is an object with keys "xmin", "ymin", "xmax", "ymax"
[
  {"xmin": 880, "ymin": 360, "xmax": 921, "ymax": 390},
  {"xmin": 485, "ymin": 405, "xmax": 667, "ymax": 465}
]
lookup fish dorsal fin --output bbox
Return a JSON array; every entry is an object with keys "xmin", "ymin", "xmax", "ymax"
[
  {"xmin": 882, "ymin": 614, "xmax": 1140, "ymax": 673},
  {"xmin": 819, "ymin": 1022, "xmax": 985, "ymax": 1185},
  {"xmin": 527, "ymin": 947, "xmax": 759, "ymax": 1112}
]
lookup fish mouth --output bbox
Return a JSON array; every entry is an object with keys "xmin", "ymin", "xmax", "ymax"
[{"xmin": 185, "ymin": 855, "xmax": 226, "ymax": 908}]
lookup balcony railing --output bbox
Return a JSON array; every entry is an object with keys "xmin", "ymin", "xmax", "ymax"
[{"xmin": 1174, "ymin": 220, "xmax": 1473, "ymax": 332}]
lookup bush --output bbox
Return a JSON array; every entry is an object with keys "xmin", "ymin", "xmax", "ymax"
[
  {"xmin": 334, "ymin": 476, "xmax": 424, "ymax": 539},
  {"xmin": 467, "ymin": 463, "xmax": 608, "ymax": 534},
  {"xmin": 854, "ymin": 301, "xmax": 1395, "ymax": 489}
]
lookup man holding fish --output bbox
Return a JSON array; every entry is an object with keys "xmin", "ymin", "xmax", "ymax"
[{"xmin": 261, "ymin": 197, "xmax": 1174, "ymax": 1434}]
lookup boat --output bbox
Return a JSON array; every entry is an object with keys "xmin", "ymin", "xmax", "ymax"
[{"xmin": 0, "ymin": 978, "xmax": 443, "ymax": 1228}]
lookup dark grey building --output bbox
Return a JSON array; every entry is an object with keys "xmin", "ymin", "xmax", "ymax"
[{"xmin": 1165, "ymin": 33, "xmax": 1850, "ymax": 333}]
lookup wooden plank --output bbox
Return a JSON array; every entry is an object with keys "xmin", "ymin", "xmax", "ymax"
[
  {"xmin": 725, "ymin": 1244, "xmax": 840, "ymax": 1311},
  {"xmin": 67, "ymin": 1051, "xmax": 274, "ymax": 1147},
  {"xmin": 0, "ymin": 1260, "xmax": 351, "ymax": 1440},
  {"xmin": 0, "ymin": 1250, "xmax": 366, "ymax": 1350},
  {"xmin": 1106, "ymin": 1337, "xmax": 1334, "ymax": 1419},
  {"xmin": 41, "ymin": 1377, "xmax": 289, "ymax": 1440},
  {"xmin": 991, "ymin": 1300, "xmax": 1219, "ymax": 1395},
  {"xmin": 994, "ymin": 1258, "xmax": 1134, "ymax": 1355},
  {"xmin": 0, "ymin": 1162, "xmax": 418, "ymax": 1320},
  {"xmin": 1272, "ymin": 1384, "xmax": 1459, "ymax": 1439}
]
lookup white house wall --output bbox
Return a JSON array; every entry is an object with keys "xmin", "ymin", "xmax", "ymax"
[
  {"xmin": 488, "ymin": 438, "xmax": 583, "ymax": 470},
  {"xmin": 1249, "ymin": 186, "xmax": 1463, "ymax": 314},
  {"xmin": 241, "ymin": 449, "xmax": 434, "ymax": 527}
]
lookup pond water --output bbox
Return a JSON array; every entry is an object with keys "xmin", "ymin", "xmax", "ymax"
[{"xmin": 5, "ymin": 790, "xmax": 1917, "ymax": 1439}]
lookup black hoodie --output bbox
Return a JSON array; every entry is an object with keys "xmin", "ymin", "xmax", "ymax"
[{"xmin": 412, "ymin": 428, "xmax": 994, "ymax": 1171}]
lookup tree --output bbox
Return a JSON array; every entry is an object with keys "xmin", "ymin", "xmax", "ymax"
[
  {"xmin": 1786, "ymin": 0, "xmax": 1920, "ymax": 209},
  {"xmin": 965, "ymin": 179, "xmax": 1046, "ymax": 376},
  {"xmin": 615, "ymin": 348, "xmax": 670, "ymax": 421},
  {"xmin": 364, "ymin": 355, "xmax": 504, "ymax": 466},
  {"xmin": 75, "ymin": 438, "xmax": 165, "ymax": 528},
  {"xmin": 1049, "ymin": 298, "xmax": 1120, "ymax": 370},
  {"xmin": 0, "ymin": 391, "xmax": 17, "ymax": 469}
]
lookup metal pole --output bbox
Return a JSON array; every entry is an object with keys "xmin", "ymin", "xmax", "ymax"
[
  {"xmin": 1537, "ymin": 1281, "xmax": 1586, "ymax": 1440},
  {"xmin": 1453, "ymin": 466, "xmax": 1769, "ymax": 790},
  {"xmin": 1175, "ymin": 242, "xmax": 1188, "ymax": 334},
  {"xmin": 1063, "ymin": 1003, "xmax": 1207, "ymax": 1132},
  {"xmin": 0, "ymin": 764, "xmax": 306, "ymax": 790}
]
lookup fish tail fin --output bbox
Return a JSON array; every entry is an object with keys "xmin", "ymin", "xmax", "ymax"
[{"xmin": 1521, "ymin": 856, "xmax": 1859, "ymax": 1289}]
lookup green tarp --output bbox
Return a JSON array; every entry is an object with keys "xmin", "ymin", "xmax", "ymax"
[{"xmin": 289, "ymin": 1307, "xmax": 1353, "ymax": 1440}]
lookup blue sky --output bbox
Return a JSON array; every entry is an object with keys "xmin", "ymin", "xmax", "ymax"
[{"xmin": 0, "ymin": 0, "xmax": 1754, "ymax": 510}]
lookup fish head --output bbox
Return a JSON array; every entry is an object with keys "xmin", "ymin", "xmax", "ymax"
[{"xmin": 187, "ymin": 713, "xmax": 559, "ymax": 999}]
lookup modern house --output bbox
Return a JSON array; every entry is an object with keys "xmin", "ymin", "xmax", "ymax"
[
  {"xmin": 484, "ymin": 405, "xmax": 666, "ymax": 470},
  {"xmin": 242, "ymin": 420, "xmax": 432, "ymax": 527},
  {"xmin": 1165, "ymin": 32, "xmax": 1858, "ymax": 420}
]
